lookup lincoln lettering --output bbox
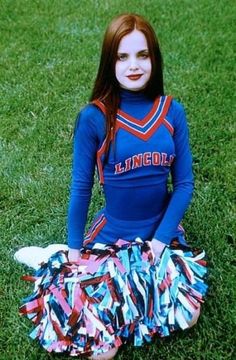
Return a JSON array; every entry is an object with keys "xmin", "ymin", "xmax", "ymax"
[{"xmin": 114, "ymin": 152, "xmax": 175, "ymax": 174}]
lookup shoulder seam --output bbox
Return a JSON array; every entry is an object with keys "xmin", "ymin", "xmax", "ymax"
[{"xmin": 91, "ymin": 99, "xmax": 106, "ymax": 115}]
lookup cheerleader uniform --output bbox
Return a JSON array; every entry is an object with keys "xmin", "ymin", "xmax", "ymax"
[
  {"xmin": 68, "ymin": 89, "xmax": 194, "ymax": 249},
  {"xmin": 20, "ymin": 90, "xmax": 207, "ymax": 356}
]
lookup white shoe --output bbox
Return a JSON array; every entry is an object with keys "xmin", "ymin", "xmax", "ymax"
[{"xmin": 14, "ymin": 244, "xmax": 68, "ymax": 269}]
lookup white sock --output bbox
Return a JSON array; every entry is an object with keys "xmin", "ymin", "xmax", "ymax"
[{"xmin": 14, "ymin": 244, "xmax": 68, "ymax": 269}]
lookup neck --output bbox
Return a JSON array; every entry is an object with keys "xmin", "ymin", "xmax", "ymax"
[
  {"xmin": 118, "ymin": 88, "xmax": 154, "ymax": 120},
  {"xmin": 119, "ymin": 88, "xmax": 149, "ymax": 103}
]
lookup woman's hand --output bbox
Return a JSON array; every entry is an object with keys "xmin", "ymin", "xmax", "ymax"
[
  {"xmin": 151, "ymin": 238, "xmax": 166, "ymax": 263},
  {"xmin": 68, "ymin": 248, "xmax": 81, "ymax": 262}
]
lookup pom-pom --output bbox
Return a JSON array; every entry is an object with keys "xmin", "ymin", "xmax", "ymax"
[{"xmin": 20, "ymin": 240, "xmax": 208, "ymax": 356}]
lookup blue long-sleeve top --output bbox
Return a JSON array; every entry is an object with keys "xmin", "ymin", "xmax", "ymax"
[{"xmin": 68, "ymin": 90, "xmax": 194, "ymax": 249}]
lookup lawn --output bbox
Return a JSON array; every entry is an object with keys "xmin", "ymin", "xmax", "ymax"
[{"xmin": 0, "ymin": 0, "xmax": 235, "ymax": 359}]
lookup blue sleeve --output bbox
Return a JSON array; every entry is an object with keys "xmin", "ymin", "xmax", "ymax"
[
  {"xmin": 67, "ymin": 105, "xmax": 105, "ymax": 249},
  {"xmin": 154, "ymin": 101, "xmax": 194, "ymax": 244}
]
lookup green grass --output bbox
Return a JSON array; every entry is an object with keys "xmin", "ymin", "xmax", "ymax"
[{"xmin": 0, "ymin": 0, "xmax": 235, "ymax": 359}]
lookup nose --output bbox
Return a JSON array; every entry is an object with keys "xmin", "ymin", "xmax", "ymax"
[{"xmin": 129, "ymin": 56, "xmax": 139, "ymax": 71}]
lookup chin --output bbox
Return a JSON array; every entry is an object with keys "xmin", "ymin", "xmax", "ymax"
[{"xmin": 122, "ymin": 83, "xmax": 147, "ymax": 92}]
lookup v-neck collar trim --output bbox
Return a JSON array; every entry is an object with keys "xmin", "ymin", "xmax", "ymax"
[
  {"xmin": 117, "ymin": 97, "xmax": 161, "ymax": 126},
  {"xmin": 115, "ymin": 96, "xmax": 172, "ymax": 141}
]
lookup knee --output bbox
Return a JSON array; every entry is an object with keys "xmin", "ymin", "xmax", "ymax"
[
  {"xmin": 187, "ymin": 306, "xmax": 201, "ymax": 328},
  {"xmin": 88, "ymin": 347, "xmax": 118, "ymax": 360}
]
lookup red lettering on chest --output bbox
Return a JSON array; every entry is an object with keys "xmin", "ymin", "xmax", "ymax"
[
  {"xmin": 152, "ymin": 152, "xmax": 161, "ymax": 165},
  {"xmin": 114, "ymin": 152, "xmax": 175, "ymax": 175},
  {"xmin": 143, "ymin": 152, "xmax": 151, "ymax": 166},
  {"xmin": 132, "ymin": 154, "xmax": 142, "ymax": 169},
  {"xmin": 114, "ymin": 163, "xmax": 125, "ymax": 174},
  {"xmin": 125, "ymin": 158, "xmax": 131, "ymax": 171}
]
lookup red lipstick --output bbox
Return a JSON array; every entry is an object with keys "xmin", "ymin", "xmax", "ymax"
[{"xmin": 127, "ymin": 74, "xmax": 143, "ymax": 80}]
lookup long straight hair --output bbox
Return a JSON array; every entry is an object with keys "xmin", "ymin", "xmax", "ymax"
[{"xmin": 90, "ymin": 14, "xmax": 164, "ymax": 153}]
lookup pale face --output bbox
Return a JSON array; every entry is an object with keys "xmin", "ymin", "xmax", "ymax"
[{"xmin": 115, "ymin": 29, "xmax": 152, "ymax": 91}]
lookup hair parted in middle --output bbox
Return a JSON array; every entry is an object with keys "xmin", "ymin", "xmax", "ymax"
[{"xmin": 90, "ymin": 13, "xmax": 164, "ymax": 154}]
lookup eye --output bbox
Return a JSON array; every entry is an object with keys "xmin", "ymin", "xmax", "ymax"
[
  {"xmin": 138, "ymin": 52, "xmax": 149, "ymax": 59},
  {"xmin": 117, "ymin": 53, "xmax": 128, "ymax": 61}
]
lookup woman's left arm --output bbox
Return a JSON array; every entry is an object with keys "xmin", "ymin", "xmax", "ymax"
[{"xmin": 153, "ymin": 101, "xmax": 194, "ymax": 250}]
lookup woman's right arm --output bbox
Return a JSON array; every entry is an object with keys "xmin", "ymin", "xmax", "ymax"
[{"xmin": 67, "ymin": 105, "xmax": 105, "ymax": 260}]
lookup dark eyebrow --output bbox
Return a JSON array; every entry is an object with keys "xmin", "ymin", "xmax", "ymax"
[
  {"xmin": 138, "ymin": 49, "xmax": 149, "ymax": 54},
  {"xmin": 117, "ymin": 49, "xmax": 149, "ymax": 55}
]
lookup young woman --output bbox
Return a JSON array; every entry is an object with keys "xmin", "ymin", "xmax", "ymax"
[{"xmin": 19, "ymin": 14, "xmax": 207, "ymax": 360}]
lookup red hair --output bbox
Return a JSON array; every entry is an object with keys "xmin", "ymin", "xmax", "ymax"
[{"xmin": 90, "ymin": 14, "xmax": 164, "ymax": 154}]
